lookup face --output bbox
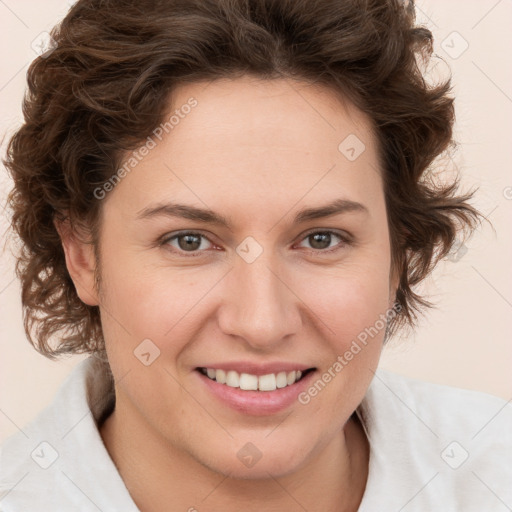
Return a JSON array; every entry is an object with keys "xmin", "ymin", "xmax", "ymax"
[{"xmin": 79, "ymin": 76, "xmax": 397, "ymax": 478}]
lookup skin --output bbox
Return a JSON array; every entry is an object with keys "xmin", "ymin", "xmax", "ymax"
[{"xmin": 58, "ymin": 75, "xmax": 398, "ymax": 511}]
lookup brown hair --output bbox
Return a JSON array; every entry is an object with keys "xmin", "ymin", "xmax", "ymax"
[{"xmin": 5, "ymin": 0, "xmax": 481, "ymax": 358}]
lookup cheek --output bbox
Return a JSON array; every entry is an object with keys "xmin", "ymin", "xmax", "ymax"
[
  {"xmin": 295, "ymin": 257, "xmax": 392, "ymax": 343},
  {"xmin": 98, "ymin": 249, "xmax": 194, "ymax": 329},
  {"xmin": 97, "ymin": 255, "xmax": 224, "ymax": 373},
  {"xmin": 291, "ymin": 266, "xmax": 390, "ymax": 421},
  {"xmin": 333, "ymin": 277, "xmax": 390, "ymax": 345}
]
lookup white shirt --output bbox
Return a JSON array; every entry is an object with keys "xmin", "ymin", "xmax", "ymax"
[{"xmin": 1, "ymin": 357, "xmax": 511, "ymax": 511}]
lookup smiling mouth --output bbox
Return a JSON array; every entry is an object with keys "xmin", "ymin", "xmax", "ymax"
[{"xmin": 197, "ymin": 367, "xmax": 316, "ymax": 391}]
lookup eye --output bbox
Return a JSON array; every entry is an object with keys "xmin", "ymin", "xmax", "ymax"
[
  {"xmin": 161, "ymin": 231, "xmax": 214, "ymax": 255},
  {"xmin": 296, "ymin": 230, "xmax": 349, "ymax": 253},
  {"xmin": 159, "ymin": 229, "xmax": 351, "ymax": 257}
]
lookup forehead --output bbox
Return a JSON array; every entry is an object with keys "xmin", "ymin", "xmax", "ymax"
[
  {"xmin": 168, "ymin": 75, "xmax": 376, "ymax": 160},
  {"xmin": 108, "ymin": 76, "xmax": 383, "ymax": 220}
]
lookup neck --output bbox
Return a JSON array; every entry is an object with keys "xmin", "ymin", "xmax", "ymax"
[{"xmin": 100, "ymin": 397, "xmax": 369, "ymax": 512}]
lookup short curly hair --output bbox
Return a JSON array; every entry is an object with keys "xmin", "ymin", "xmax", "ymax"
[{"xmin": 5, "ymin": 0, "xmax": 480, "ymax": 358}]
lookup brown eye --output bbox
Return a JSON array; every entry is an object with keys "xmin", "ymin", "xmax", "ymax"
[
  {"xmin": 176, "ymin": 233, "xmax": 202, "ymax": 251},
  {"xmin": 162, "ymin": 232, "xmax": 213, "ymax": 255},
  {"xmin": 297, "ymin": 230, "xmax": 348, "ymax": 253},
  {"xmin": 308, "ymin": 232, "xmax": 333, "ymax": 250}
]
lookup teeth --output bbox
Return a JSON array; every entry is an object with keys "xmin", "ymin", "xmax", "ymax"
[
  {"xmin": 226, "ymin": 370, "xmax": 239, "ymax": 387},
  {"xmin": 202, "ymin": 368, "xmax": 306, "ymax": 391},
  {"xmin": 276, "ymin": 371, "xmax": 288, "ymax": 388},
  {"xmin": 239, "ymin": 373, "xmax": 258, "ymax": 391},
  {"xmin": 258, "ymin": 373, "xmax": 276, "ymax": 391}
]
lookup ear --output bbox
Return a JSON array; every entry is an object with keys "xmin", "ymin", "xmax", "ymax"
[{"xmin": 54, "ymin": 217, "xmax": 99, "ymax": 306}]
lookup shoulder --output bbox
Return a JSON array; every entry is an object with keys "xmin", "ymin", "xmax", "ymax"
[
  {"xmin": 366, "ymin": 367, "xmax": 512, "ymax": 457},
  {"xmin": 372, "ymin": 367, "xmax": 511, "ymax": 431},
  {"xmin": 0, "ymin": 359, "xmax": 95, "ymax": 509},
  {"xmin": 0, "ymin": 357, "xmax": 136, "ymax": 511},
  {"xmin": 356, "ymin": 368, "xmax": 512, "ymax": 511}
]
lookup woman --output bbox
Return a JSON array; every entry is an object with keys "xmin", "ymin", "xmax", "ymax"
[{"xmin": 1, "ymin": 0, "xmax": 510, "ymax": 510}]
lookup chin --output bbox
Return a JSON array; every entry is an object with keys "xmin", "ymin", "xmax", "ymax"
[{"xmin": 191, "ymin": 435, "xmax": 313, "ymax": 480}]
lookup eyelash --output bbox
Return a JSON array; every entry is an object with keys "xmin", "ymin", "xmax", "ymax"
[{"xmin": 159, "ymin": 229, "xmax": 352, "ymax": 257}]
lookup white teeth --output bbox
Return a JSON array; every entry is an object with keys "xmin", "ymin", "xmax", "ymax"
[
  {"xmin": 239, "ymin": 373, "xmax": 258, "ymax": 391},
  {"xmin": 258, "ymin": 373, "xmax": 277, "ymax": 391},
  {"xmin": 276, "ymin": 371, "xmax": 288, "ymax": 388},
  {"xmin": 226, "ymin": 370, "xmax": 239, "ymax": 387},
  {"xmin": 202, "ymin": 368, "xmax": 306, "ymax": 391}
]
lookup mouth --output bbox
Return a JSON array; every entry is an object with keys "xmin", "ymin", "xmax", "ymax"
[
  {"xmin": 195, "ymin": 365, "xmax": 317, "ymax": 415},
  {"xmin": 196, "ymin": 367, "xmax": 316, "ymax": 392}
]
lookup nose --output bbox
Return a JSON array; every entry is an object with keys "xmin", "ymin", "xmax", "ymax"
[{"xmin": 217, "ymin": 251, "xmax": 302, "ymax": 351}]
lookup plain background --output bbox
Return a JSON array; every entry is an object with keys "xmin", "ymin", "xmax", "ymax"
[{"xmin": 1, "ymin": 0, "xmax": 511, "ymax": 444}]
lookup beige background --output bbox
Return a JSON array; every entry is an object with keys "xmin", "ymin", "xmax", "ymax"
[{"xmin": 1, "ymin": 0, "xmax": 511, "ymax": 443}]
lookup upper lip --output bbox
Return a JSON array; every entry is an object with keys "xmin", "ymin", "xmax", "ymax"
[{"xmin": 196, "ymin": 361, "xmax": 315, "ymax": 376}]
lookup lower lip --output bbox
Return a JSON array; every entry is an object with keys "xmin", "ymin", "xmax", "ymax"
[{"xmin": 196, "ymin": 370, "xmax": 316, "ymax": 416}]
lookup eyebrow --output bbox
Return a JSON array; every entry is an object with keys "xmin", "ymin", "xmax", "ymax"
[{"xmin": 136, "ymin": 198, "xmax": 368, "ymax": 228}]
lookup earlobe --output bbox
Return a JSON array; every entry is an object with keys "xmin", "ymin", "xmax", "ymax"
[{"xmin": 54, "ymin": 217, "xmax": 99, "ymax": 307}]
